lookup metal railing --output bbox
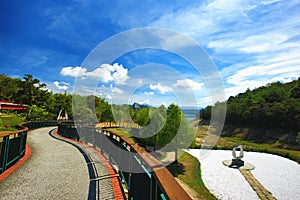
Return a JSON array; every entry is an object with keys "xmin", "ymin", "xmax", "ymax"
[
  {"xmin": 58, "ymin": 122, "xmax": 191, "ymax": 200},
  {"xmin": 0, "ymin": 121, "xmax": 58, "ymax": 174}
]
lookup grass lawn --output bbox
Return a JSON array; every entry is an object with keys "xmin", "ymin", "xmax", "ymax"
[
  {"xmin": 0, "ymin": 113, "xmax": 25, "ymax": 133},
  {"xmin": 167, "ymin": 152, "xmax": 217, "ymax": 200}
]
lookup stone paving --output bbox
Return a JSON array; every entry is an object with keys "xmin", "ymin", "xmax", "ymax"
[{"xmin": 239, "ymin": 169, "xmax": 276, "ymax": 200}]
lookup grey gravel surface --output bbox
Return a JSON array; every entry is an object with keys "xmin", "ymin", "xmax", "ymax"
[{"xmin": 0, "ymin": 127, "xmax": 89, "ymax": 200}]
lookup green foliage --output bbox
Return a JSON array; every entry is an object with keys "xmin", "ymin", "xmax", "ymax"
[
  {"xmin": 297, "ymin": 132, "xmax": 300, "ymax": 144},
  {"xmin": 0, "ymin": 74, "xmax": 23, "ymax": 102},
  {"xmin": 132, "ymin": 107, "xmax": 151, "ymax": 127},
  {"xmin": 157, "ymin": 104, "xmax": 195, "ymax": 161},
  {"xmin": 142, "ymin": 105, "xmax": 166, "ymax": 136},
  {"xmin": 26, "ymin": 105, "xmax": 50, "ymax": 121},
  {"xmin": 0, "ymin": 74, "xmax": 111, "ymax": 123},
  {"xmin": 200, "ymin": 78, "xmax": 300, "ymax": 131},
  {"xmin": 72, "ymin": 94, "xmax": 97, "ymax": 123},
  {"xmin": 290, "ymin": 78, "xmax": 300, "ymax": 98},
  {"xmin": 158, "ymin": 103, "xmax": 181, "ymax": 147},
  {"xmin": 200, "ymin": 106, "xmax": 212, "ymax": 119}
]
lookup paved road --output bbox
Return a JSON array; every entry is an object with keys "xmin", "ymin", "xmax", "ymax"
[{"xmin": 0, "ymin": 127, "xmax": 89, "ymax": 200}]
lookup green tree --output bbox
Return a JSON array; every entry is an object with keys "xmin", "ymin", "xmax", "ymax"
[
  {"xmin": 19, "ymin": 74, "xmax": 48, "ymax": 106},
  {"xmin": 72, "ymin": 94, "xmax": 97, "ymax": 123},
  {"xmin": 158, "ymin": 104, "xmax": 195, "ymax": 162},
  {"xmin": 140, "ymin": 105, "xmax": 166, "ymax": 149},
  {"xmin": 133, "ymin": 107, "xmax": 151, "ymax": 127},
  {"xmin": 26, "ymin": 105, "xmax": 50, "ymax": 121}
]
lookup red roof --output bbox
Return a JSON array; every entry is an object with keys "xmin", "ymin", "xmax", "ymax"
[{"xmin": 0, "ymin": 100, "xmax": 27, "ymax": 110}]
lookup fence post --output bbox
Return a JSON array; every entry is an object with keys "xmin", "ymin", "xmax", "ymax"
[{"xmin": 1, "ymin": 136, "xmax": 10, "ymax": 173}]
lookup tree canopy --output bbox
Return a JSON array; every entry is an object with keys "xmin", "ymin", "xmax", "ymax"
[{"xmin": 200, "ymin": 78, "xmax": 300, "ymax": 132}]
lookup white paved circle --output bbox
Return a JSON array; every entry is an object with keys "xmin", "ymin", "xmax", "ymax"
[{"xmin": 186, "ymin": 149, "xmax": 300, "ymax": 200}]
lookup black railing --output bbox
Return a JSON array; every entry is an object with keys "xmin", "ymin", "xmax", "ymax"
[
  {"xmin": 0, "ymin": 121, "xmax": 58, "ymax": 174},
  {"xmin": 58, "ymin": 122, "xmax": 191, "ymax": 200}
]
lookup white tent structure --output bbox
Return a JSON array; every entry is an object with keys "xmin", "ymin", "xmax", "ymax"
[{"xmin": 57, "ymin": 109, "xmax": 68, "ymax": 121}]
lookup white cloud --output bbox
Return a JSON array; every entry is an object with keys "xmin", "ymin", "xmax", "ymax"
[
  {"xmin": 150, "ymin": 0, "xmax": 255, "ymax": 39},
  {"xmin": 227, "ymin": 59, "xmax": 300, "ymax": 86},
  {"xmin": 208, "ymin": 33, "xmax": 290, "ymax": 53},
  {"xmin": 60, "ymin": 66, "xmax": 87, "ymax": 77},
  {"xmin": 60, "ymin": 63, "xmax": 129, "ymax": 84},
  {"xmin": 137, "ymin": 99, "xmax": 151, "ymax": 105},
  {"xmin": 111, "ymin": 87, "xmax": 124, "ymax": 94},
  {"xmin": 149, "ymin": 0, "xmax": 300, "ymax": 96},
  {"xmin": 223, "ymin": 56, "xmax": 300, "ymax": 99},
  {"xmin": 261, "ymin": 0, "xmax": 282, "ymax": 5},
  {"xmin": 174, "ymin": 79, "xmax": 204, "ymax": 91},
  {"xmin": 149, "ymin": 83, "xmax": 172, "ymax": 94},
  {"xmin": 106, "ymin": 94, "xmax": 112, "ymax": 100},
  {"xmin": 53, "ymin": 81, "xmax": 69, "ymax": 90},
  {"xmin": 144, "ymin": 91, "xmax": 154, "ymax": 95}
]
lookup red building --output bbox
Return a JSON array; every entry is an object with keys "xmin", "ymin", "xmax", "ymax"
[{"xmin": 0, "ymin": 100, "xmax": 27, "ymax": 111}]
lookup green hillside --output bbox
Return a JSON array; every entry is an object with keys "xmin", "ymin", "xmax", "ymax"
[{"xmin": 200, "ymin": 78, "xmax": 300, "ymax": 149}]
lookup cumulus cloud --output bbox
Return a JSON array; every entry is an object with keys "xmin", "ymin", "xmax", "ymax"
[
  {"xmin": 174, "ymin": 79, "xmax": 204, "ymax": 91},
  {"xmin": 149, "ymin": 83, "xmax": 172, "ymax": 94},
  {"xmin": 60, "ymin": 66, "xmax": 87, "ymax": 77},
  {"xmin": 60, "ymin": 63, "xmax": 129, "ymax": 84},
  {"xmin": 53, "ymin": 81, "xmax": 69, "ymax": 90}
]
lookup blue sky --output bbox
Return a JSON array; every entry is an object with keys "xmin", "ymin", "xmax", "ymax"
[{"xmin": 0, "ymin": 0, "xmax": 300, "ymax": 108}]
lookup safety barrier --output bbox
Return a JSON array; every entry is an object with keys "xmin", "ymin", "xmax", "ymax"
[
  {"xmin": 0, "ymin": 121, "xmax": 58, "ymax": 174},
  {"xmin": 58, "ymin": 122, "xmax": 191, "ymax": 200}
]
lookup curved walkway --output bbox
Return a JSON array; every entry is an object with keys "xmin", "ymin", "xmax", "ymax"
[
  {"xmin": 0, "ymin": 127, "xmax": 89, "ymax": 199},
  {"xmin": 0, "ymin": 127, "xmax": 122, "ymax": 199},
  {"xmin": 51, "ymin": 130, "xmax": 124, "ymax": 199}
]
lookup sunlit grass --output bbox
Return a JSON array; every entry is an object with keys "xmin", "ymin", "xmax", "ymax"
[
  {"xmin": 0, "ymin": 113, "xmax": 25, "ymax": 133},
  {"xmin": 168, "ymin": 152, "xmax": 217, "ymax": 200}
]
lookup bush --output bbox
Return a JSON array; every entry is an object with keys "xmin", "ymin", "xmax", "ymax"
[{"xmin": 297, "ymin": 132, "xmax": 300, "ymax": 144}]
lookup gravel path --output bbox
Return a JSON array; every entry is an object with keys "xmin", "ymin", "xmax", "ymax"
[
  {"xmin": 0, "ymin": 127, "xmax": 89, "ymax": 200},
  {"xmin": 186, "ymin": 149, "xmax": 300, "ymax": 200}
]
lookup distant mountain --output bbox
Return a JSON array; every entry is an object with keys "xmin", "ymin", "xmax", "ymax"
[{"xmin": 132, "ymin": 102, "xmax": 151, "ymax": 110}]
